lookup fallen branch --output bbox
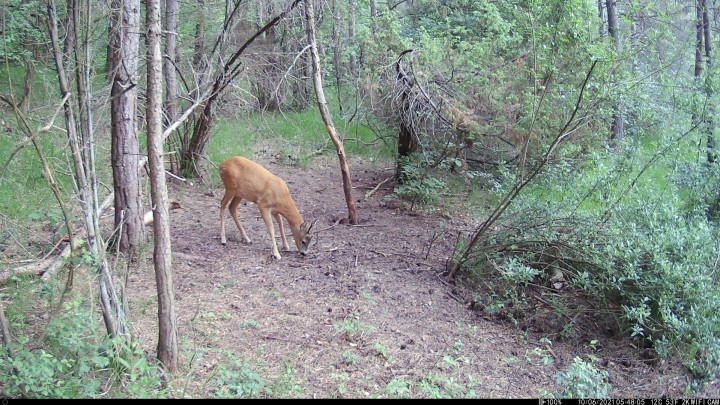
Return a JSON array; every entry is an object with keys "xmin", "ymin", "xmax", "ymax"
[
  {"xmin": 364, "ymin": 176, "xmax": 393, "ymax": 201},
  {"xmin": 1, "ymin": 196, "xmax": 181, "ymax": 284}
]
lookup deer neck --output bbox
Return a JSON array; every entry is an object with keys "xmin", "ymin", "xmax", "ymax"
[{"xmin": 278, "ymin": 199, "xmax": 305, "ymax": 232}]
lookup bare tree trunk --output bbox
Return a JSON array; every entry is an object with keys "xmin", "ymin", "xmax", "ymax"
[
  {"xmin": 348, "ymin": 0, "xmax": 356, "ymax": 77},
  {"xmin": 394, "ymin": 49, "xmax": 418, "ymax": 181},
  {"xmin": 164, "ymin": 0, "xmax": 180, "ymax": 173},
  {"xmin": 701, "ymin": 1, "xmax": 715, "ymax": 162},
  {"xmin": 110, "ymin": 0, "xmax": 145, "ymax": 257},
  {"xmin": 605, "ymin": 0, "xmax": 624, "ymax": 141},
  {"xmin": 304, "ymin": 0, "xmax": 358, "ymax": 224},
  {"xmin": 18, "ymin": 58, "xmax": 33, "ymax": 111},
  {"xmin": 597, "ymin": 0, "xmax": 604, "ymax": 38},
  {"xmin": 694, "ymin": 0, "xmax": 715, "ymax": 163},
  {"xmin": 147, "ymin": 0, "xmax": 179, "ymax": 373},
  {"xmin": 107, "ymin": 0, "xmax": 120, "ymax": 81},
  {"xmin": 48, "ymin": 0, "xmax": 129, "ymax": 340},
  {"xmin": 257, "ymin": 0, "xmax": 284, "ymax": 111},
  {"xmin": 192, "ymin": 0, "xmax": 207, "ymax": 69},
  {"xmin": 331, "ymin": 0, "xmax": 344, "ymax": 112},
  {"xmin": 164, "ymin": 0, "xmax": 179, "ymax": 125}
]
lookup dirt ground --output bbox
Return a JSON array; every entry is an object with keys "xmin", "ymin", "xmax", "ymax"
[{"xmin": 127, "ymin": 152, "xmax": 720, "ymax": 398}]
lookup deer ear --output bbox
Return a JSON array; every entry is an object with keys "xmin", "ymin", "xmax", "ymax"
[{"xmin": 308, "ymin": 218, "xmax": 319, "ymax": 232}]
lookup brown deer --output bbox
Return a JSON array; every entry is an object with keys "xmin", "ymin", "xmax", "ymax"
[{"xmin": 219, "ymin": 156, "xmax": 316, "ymax": 260}]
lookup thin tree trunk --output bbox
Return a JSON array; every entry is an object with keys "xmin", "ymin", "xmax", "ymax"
[
  {"xmin": 606, "ymin": 0, "xmax": 623, "ymax": 141},
  {"xmin": 18, "ymin": 58, "xmax": 33, "ymax": 111},
  {"xmin": 597, "ymin": 0, "xmax": 604, "ymax": 38},
  {"xmin": 348, "ymin": 0, "xmax": 356, "ymax": 77},
  {"xmin": 164, "ymin": 0, "xmax": 180, "ymax": 173},
  {"xmin": 694, "ymin": 0, "xmax": 715, "ymax": 163},
  {"xmin": 164, "ymin": 0, "xmax": 179, "ymax": 125},
  {"xmin": 193, "ymin": 0, "xmax": 207, "ymax": 69},
  {"xmin": 147, "ymin": 0, "xmax": 179, "ymax": 373},
  {"xmin": 695, "ymin": 0, "xmax": 703, "ymax": 78},
  {"xmin": 110, "ymin": 0, "xmax": 145, "ymax": 257},
  {"xmin": 701, "ymin": 1, "xmax": 715, "ymax": 162},
  {"xmin": 331, "ymin": 0, "xmax": 343, "ymax": 112},
  {"xmin": 107, "ymin": 0, "xmax": 120, "ymax": 81},
  {"xmin": 48, "ymin": 0, "xmax": 129, "ymax": 340},
  {"xmin": 305, "ymin": 0, "xmax": 358, "ymax": 224}
]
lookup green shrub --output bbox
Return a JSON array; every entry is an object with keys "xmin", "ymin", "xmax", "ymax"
[
  {"xmin": 211, "ymin": 352, "xmax": 266, "ymax": 398},
  {"xmin": 554, "ymin": 356, "xmax": 611, "ymax": 398},
  {"xmin": 394, "ymin": 155, "xmax": 448, "ymax": 210},
  {"xmin": 0, "ymin": 295, "xmax": 165, "ymax": 398},
  {"xmin": 457, "ymin": 137, "xmax": 720, "ymax": 382}
]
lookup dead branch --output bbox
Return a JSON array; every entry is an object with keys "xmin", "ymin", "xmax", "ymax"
[
  {"xmin": 0, "ymin": 195, "xmax": 181, "ymax": 285},
  {"xmin": 446, "ymin": 61, "xmax": 597, "ymax": 281},
  {"xmin": 364, "ymin": 176, "xmax": 393, "ymax": 200}
]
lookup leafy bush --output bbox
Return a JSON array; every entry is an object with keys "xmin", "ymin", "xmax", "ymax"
[
  {"xmin": 457, "ymin": 136, "xmax": 720, "ymax": 382},
  {"xmin": 211, "ymin": 352, "xmax": 266, "ymax": 398},
  {"xmin": 554, "ymin": 356, "xmax": 611, "ymax": 398},
  {"xmin": 393, "ymin": 155, "xmax": 448, "ymax": 211},
  {"xmin": 0, "ymin": 295, "xmax": 165, "ymax": 398}
]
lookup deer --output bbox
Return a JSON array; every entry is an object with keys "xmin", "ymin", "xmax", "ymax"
[{"xmin": 218, "ymin": 156, "xmax": 317, "ymax": 260}]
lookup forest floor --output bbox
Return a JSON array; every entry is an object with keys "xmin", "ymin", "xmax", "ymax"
[{"xmin": 127, "ymin": 151, "xmax": 720, "ymax": 398}]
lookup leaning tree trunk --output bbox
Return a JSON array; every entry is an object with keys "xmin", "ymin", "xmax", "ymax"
[
  {"xmin": 146, "ymin": 0, "xmax": 179, "ymax": 372},
  {"xmin": 447, "ymin": 63, "xmax": 597, "ymax": 280},
  {"xmin": 110, "ymin": 0, "xmax": 145, "ymax": 257},
  {"xmin": 305, "ymin": 0, "xmax": 357, "ymax": 224}
]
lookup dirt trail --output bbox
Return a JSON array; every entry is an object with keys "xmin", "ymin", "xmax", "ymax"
[{"xmin": 128, "ymin": 154, "xmax": 718, "ymax": 398}]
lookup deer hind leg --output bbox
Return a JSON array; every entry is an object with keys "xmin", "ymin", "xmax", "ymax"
[
  {"xmin": 220, "ymin": 191, "xmax": 233, "ymax": 245},
  {"xmin": 259, "ymin": 208, "xmax": 281, "ymax": 260},
  {"xmin": 228, "ymin": 196, "xmax": 252, "ymax": 244},
  {"xmin": 273, "ymin": 213, "xmax": 290, "ymax": 251}
]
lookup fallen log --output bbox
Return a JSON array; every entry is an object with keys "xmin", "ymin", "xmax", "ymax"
[{"xmin": 0, "ymin": 197, "xmax": 181, "ymax": 284}]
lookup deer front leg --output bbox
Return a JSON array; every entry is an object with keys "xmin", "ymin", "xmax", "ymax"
[
  {"xmin": 273, "ymin": 213, "xmax": 290, "ymax": 251},
  {"xmin": 260, "ymin": 208, "xmax": 282, "ymax": 260},
  {"xmin": 229, "ymin": 197, "xmax": 252, "ymax": 244}
]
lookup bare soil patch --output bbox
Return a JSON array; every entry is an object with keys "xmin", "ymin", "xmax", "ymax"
[{"xmin": 128, "ymin": 153, "xmax": 719, "ymax": 398}]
